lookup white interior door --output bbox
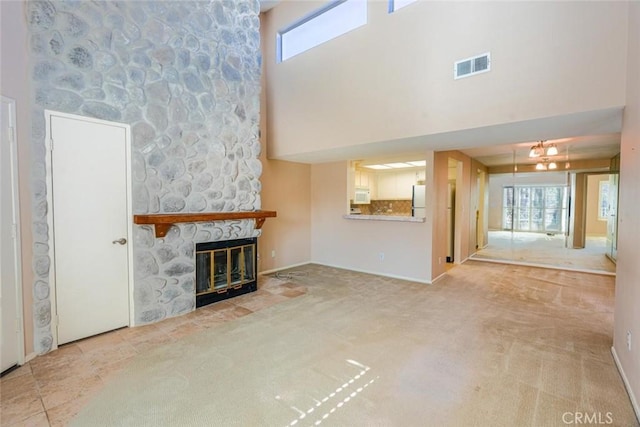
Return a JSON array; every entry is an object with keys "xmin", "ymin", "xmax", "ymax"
[
  {"xmin": 48, "ymin": 112, "xmax": 131, "ymax": 345},
  {"xmin": 1, "ymin": 96, "xmax": 23, "ymax": 372}
]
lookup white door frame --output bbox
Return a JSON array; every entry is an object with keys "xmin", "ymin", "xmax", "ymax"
[
  {"xmin": 44, "ymin": 110, "xmax": 134, "ymax": 350},
  {"xmin": 1, "ymin": 95, "xmax": 25, "ymax": 366}
]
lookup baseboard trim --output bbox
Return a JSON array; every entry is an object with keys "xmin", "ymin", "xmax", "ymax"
[
  {"xmin": 312, "ymin": 262, "xmax": 432, "ymax": 285},
  {"xmin": 611, "ymin": 346, "xmax": 640, "ymax": 423},
  {"xmin": 24, "ymin": 352, "xmax": 37, "ymax": 363},
  {"xmin": 259, "ymin": 261, "xmax": 312, "ymax": 276},
  {"xmin": 431, "ymin": 272, "xmax": 447, "ymax": 284},
  {"xmin": 468, "ymin": 255, "xmax": 616, "ymax": 277}
]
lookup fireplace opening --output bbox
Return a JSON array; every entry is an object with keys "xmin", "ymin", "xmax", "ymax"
[{"xmin": 195, "ymin": 238, "xmax": 257, "ymax": 308}]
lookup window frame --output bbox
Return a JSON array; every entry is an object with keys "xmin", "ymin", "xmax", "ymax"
[
  {"xmin": 388, "ymin": 0, "xmax": 418, "ymax": 13},
  {"xmin": 276, "ymin": 0, "xmax": 367, "ymax": 63},
  {"xmin": 598, "ymin": 180, "xmax": 610, "ymax": 221},
  {"xmin": 502, "ymin": 185, "xmax": 568, "ymax": 233}
]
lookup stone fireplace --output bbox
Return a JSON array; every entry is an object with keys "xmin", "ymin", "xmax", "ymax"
[{"xmin": 27, "ymin": 0, "xmax": 263, "ymax": 353}]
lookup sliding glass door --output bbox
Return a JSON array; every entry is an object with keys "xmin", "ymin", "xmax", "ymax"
[{"xmin": 502, "ymin": 185, "xmax": 568, "ymax": 233}]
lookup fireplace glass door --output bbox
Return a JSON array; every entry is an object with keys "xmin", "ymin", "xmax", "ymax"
[{"xmin": 196, "ymin": 243, "xmax": 256, "ymax": 297}]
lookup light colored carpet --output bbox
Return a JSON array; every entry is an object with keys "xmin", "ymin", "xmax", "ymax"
[
  {"xmin": 473, "ymin": 231, "xmax": 616, "ymax": 273},
  {"xmin": 71, "ymin": 263, "xmax": 638, "ymax": 426}
]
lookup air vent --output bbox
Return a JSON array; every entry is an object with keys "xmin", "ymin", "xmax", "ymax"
[{"xmin": 454, "ymin": 52, "xmax": 491, "ymax": 79}]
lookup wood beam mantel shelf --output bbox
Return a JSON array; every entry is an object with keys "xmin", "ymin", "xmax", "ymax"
[{"xmin": 133, "ymin": 211, "xmax": 277, "ymax": 238}]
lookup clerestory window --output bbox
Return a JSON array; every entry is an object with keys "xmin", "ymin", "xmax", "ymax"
[
  {"xmin": 388, "ymin": 0, "xmax": 418, "ymax": 13},
  {"xmin": 277, "ymin": 0, "xmax": 368, "ymax": 63}
]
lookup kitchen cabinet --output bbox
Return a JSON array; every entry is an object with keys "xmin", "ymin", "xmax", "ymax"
[
  {"xmin": 396, "ymin": 171, "xmax": 416, "ymax": 199},
  {"xmin": 353, "ymin": 168, "xmax": 376, "ymax": 199},
  {"xmin": 374, "ymin": 170, "xmax": 419, "ymax": 200},
  {"xmin": 354, "ymin": 169, "xmax": 368, "ymax": 188},
  {"xmin": 376, "ymin": 173, "xmax": 396, "ymax": 200}
]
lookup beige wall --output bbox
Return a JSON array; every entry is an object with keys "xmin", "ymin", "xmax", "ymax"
[
  {"xmin": 585, "ymin": 174, "xmax": 609, "ymax": 236},
  {"xmin": 614, "ymin": 0, "xmax": 640, "ymax": 417},
  {"xmin": 263, "ymin": 1, "xmax": 628, "ymax": 160},
  {"xmin": 258, "ymin": 155, "xmax": 312, "ymax": 272},
  {"xmin": 310, "ymin": 161, "xmax": 433, "ymax": 282},
  {"xmin": 258, "ymin": 13, "xmax": 312, "ymax": 273},
  {"xmin": 1, "ymin": 0, "xmax": 34, "ymax": 357}
]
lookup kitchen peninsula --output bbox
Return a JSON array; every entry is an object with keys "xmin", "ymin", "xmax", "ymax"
[{"xmin": 347, "ymin": 160, "xmax": 427, "ymax": 222}]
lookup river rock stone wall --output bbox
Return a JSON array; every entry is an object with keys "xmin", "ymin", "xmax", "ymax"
[{"xmin": 27, "ymin": 0, "xmax": 261, "ymax": 353}]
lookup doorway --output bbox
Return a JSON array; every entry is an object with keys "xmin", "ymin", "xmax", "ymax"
[
  {"xmin": 45, "ymin": 111, "xmax": 134, "ymax": 347},
  {"xmin": 447, "ymin": 158, "xmax": 463, "ymax": 264},
  {"xmin": 1, "ymin": 96, "xmax": 24, "ymax": 372},
  {"xmin": 476, "ymin": 170, "xmax": 487, "ymax": 250},
  {"xmin": 584, "ymin": 173, "xmax": 611, "ymax": 255}
]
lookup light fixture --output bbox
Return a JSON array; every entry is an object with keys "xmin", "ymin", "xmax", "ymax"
[
  {"xmin": 363, "ymin": 164, "xmax": 392, "ymax": 170},
  {"xmin": 534, "ymin": 157, "xmax": 557, "ymax": 171},
  {"xmin": 406, "ymin": 160, "xmax": 426, "ymax": 167},
  {"xmin": 529, "ymin": 142, "xmax": 544, "ymax": 158},
  {"xmin": 384, "ymin": 162, "xmax": 414, "ymax": 169},
  {"xmin": 528, "ymin": 140, "xmax": 558, "ymax": 158},
  {"xmin": 363, "ymin": 160, "xmax": 426, "ymax": 170}
]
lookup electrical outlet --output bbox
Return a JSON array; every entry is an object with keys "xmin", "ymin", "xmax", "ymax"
[
  {"xmin": 439, "ymin": 257, "xmax": 442, "ymax": 265},
  {"xmin": 271, "ymin": 250, "xmax": 276, "ymax": 258},
  {"xmin": 379, "ymin": 252, "xmax": 385, "ymax": 261},
  {"xmin": 627, "ymin": 330, "xmax": 632, "ymax": 351}
]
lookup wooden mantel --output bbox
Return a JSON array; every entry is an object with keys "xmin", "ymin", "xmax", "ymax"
[{"xmin": 133, "ymin": 210, "xmax": 277, "ymax": 238}]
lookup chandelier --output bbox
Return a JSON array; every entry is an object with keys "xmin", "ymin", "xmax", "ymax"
[
  {"xmin": 535, "ymin": 158, "xmax": 558, "ymax": 171},
  {"xmin": 529, "ymin": 140, "xmax": 558, "ymax": 158},
  {"xmin": 529, "ymin": 140, "xmax": 560, "ymax": 171}
]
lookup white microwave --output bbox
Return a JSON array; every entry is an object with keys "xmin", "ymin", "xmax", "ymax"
[{"xmin": 353, "ymin": 188, "xmax": 371, "ymax": 204}]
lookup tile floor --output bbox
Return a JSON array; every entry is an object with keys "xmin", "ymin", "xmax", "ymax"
[{"xmin": 0, "ymin": 276, "xmax": 307, "ymax": 427}]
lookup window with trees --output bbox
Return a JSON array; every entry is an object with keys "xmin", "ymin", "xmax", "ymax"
[{"xmin": 502, "ymin": 186, "xmax": 568, "ymax": 233}]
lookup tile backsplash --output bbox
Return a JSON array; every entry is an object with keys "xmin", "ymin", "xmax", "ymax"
[{"xmin": 353, "ymin": 200, "xmax": 412, "ymax": 216}]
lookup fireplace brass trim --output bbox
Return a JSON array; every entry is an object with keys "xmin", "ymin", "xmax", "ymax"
[
  {"xmin": 133, "ymin": 211, "xmax": 277, "ymax": 237},
  {"xmin": 196, "ymin": 243, "xmax": 256, "ymax": 296}
]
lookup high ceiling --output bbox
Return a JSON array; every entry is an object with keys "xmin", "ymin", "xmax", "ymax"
[{"xmin": 256, "ymin": 3, "xmax": 621, "ymax": 168}]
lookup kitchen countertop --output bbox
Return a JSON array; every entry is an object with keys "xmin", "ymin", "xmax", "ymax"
[{"xmin": 343, "ymin": 214, "xmax": 425, "ymax": 223}]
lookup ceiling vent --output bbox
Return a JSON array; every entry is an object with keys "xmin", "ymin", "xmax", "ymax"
[{"xmin": 454, "ymin": 52, "xmax": 491, "ymax": 79}]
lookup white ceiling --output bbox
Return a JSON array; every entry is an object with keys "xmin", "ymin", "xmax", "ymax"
[
  {"xmin": 274, "ymin": 107, "xmax": 623, "ymax": 167},
  {"xmin": 460, "ymin": 133, "xmax": 621, "ymax": 167}
]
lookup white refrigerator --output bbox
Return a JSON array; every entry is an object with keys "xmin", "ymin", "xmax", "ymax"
[{"xmin": 412, "ymin": 185, "xmax": 426, "ymax": 217}]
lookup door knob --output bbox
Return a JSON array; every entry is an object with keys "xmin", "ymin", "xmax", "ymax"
[{"xmin": 112, "ymin": 238, "xmax": 127, "ymax": 245}]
